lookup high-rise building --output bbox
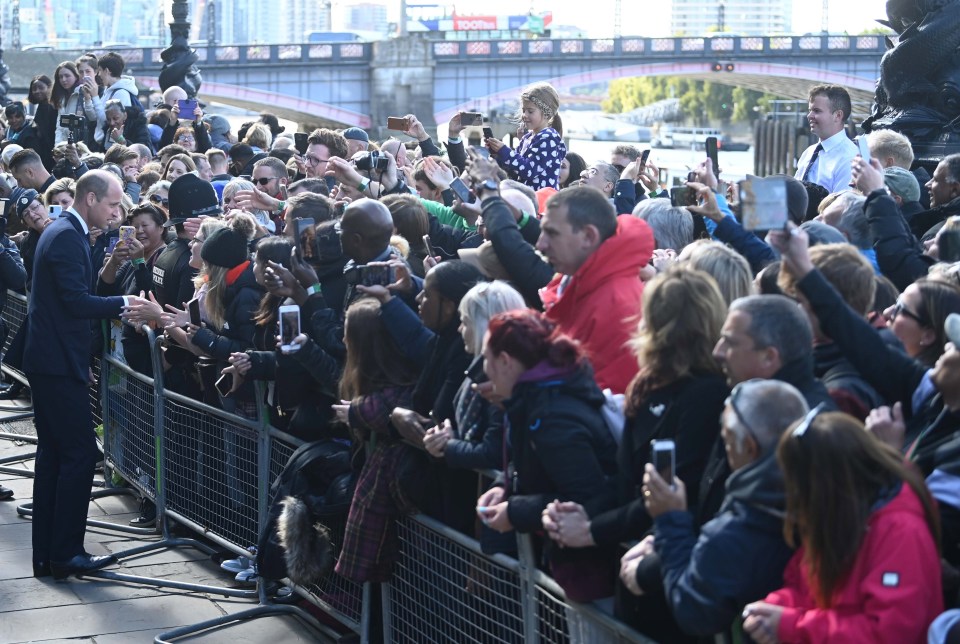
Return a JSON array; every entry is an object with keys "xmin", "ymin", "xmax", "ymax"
[
  {"xmin": 671, "ymin": 0, "xmax": 792, "ymax": 36},
  {"xmin": 335, "ymin": 1, "xmax": 388, "ymax": 35}
]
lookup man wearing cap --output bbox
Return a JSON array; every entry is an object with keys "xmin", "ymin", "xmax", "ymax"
[
  {"xmin": 883, "ymin": 166, "xmax": 923, "ymax": 220},
  {"xmin": 204, "ymin": 115, "xmax": 234, "ymax": 154},
  {"xmin": 26, "ymin": 170, "xmax": 149, "ymax": 579},
  {"xmin": 342, "ymin": 127, "xmax": 369, "ymax": 157}
]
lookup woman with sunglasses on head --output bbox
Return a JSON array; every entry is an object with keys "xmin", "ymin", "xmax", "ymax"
[
  {"xmin": 143, "ymin": 180, "xmax": 170, "ymax": 211},
  {"xmin": 743, "ymin": 409, "xmax": 941, "ymax": 644}
]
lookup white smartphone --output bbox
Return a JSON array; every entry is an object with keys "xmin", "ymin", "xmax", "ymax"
[
  {"xmin": 651, "ymin": 439, "xmax": 676, "ymax": 489},
  {"xmin": 857, "ymin": 136, "xmax": 871, "ymax": 162},
  {"xmin": 278, "ymin": 304, "xmax": 300, "ymax": 353},
  {"xmin": 48, "ymin": 205, "xmax": 62, "ymax": 219}
]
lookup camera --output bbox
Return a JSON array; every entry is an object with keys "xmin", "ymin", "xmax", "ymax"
[
  {"xmin": 355, "ymin": 151, "xmax": 389, "ymax": 173},
  {"xmin": 59, "ymin": 114, "xmax": 87, "ymax": 143}
]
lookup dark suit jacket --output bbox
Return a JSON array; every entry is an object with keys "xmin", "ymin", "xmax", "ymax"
[{"xmin": 25, "ymin": 211, "xmax": 125, "ymax": 382}]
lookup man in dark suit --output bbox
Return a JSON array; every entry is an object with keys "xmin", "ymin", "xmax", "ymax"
[{"xmin": 26, "ymin": 170, "xmax": 147, "ymax": 580}]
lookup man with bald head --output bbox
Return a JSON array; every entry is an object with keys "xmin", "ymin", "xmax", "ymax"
[
  {"xmin": 26, "ymin": 170, "xmax": 148, "ymax": 580},
  {"xmin": 338, "ymin": 198, "xmax": 407, "ymax": 310}
]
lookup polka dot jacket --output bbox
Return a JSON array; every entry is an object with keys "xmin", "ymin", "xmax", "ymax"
[{"xmin": 495, "ymin": 127, "xmax": 566, "ymax": 190}]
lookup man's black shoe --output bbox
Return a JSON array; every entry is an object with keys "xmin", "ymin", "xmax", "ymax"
[
  {"xmin": 0, "ymin": 383, "xmax": 26, "ymax": 400},
  {"xmin": 33, "ymin": 561, "xmax": 51, "ymax": 578},
  {"xmin": 0, "ymin": 485, "xmax": 13, "ymax": 500},
  {"xmin": 50, "ymin": 553, "xmax": 117, "ymax": 580}
]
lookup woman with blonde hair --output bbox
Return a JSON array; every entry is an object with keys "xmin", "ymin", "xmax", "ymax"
[
  {"xmin": 243, "ymin": 122, "xmax": 271, "ymax": 152},
  {"xmin": 542, "ymin": 265, "xmax": 729, "ymax": 639},
  {"xmin": 679, "ymin": 239, "xmax": 754, "ymax": 306}
]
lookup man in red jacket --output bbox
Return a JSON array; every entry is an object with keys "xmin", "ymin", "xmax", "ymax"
[{"xmin": 537, "ymin": 186, "xmax": 654, "ymax": 394}]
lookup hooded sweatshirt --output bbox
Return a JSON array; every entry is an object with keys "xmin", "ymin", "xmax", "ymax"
[{"xmin": 539, "ymin": 215, "xmax": 655, "ymax": 394}]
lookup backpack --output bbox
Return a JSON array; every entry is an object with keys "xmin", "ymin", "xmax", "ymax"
[
  {"xmin": 105, "ymin": 86, "xmax": 144, "ymax": 117},
  {"xmin": 255, "ymin": 438, "xmax": 356, "ymax": 582}
]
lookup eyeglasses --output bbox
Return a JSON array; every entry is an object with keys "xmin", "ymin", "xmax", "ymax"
[
  {"xmin": 304, "ymin": 155, "xmax": 328, "ymax": 167},
  {"xmin": 149, "ymin": 194, "xmax": 169, "ymax": 206},
  {"xmin": 891, "ymin": 298, "xmax": 929, "ymax": 326},
  {"xmin": 791, "ymin": 402, "xmax": 826, "ymax": 439},
  {"xmin": 254, "ymin": 177, "xmax": 279, "ymax": 186},
  {"xmin": 177, "ymin": 136, "xmax": 196, "ymax": 143}
]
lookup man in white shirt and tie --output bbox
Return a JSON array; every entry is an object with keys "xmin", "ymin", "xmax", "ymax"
[{"xmin": 794, "ymin": 85, "xmax": 859, "ymax": 194}]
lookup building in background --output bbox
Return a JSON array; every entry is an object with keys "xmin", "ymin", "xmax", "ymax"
[{"xmin": 671, "ymin": 0, "xmax": 792, "ymax": 35}]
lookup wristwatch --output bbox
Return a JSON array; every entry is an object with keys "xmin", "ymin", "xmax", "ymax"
[{"xmin": 476, "ymin": 179, "xmax": 499, "ymax": 196}]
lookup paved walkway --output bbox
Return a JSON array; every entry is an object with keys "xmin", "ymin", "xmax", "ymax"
[{"xmin": 0, "ymin": 403, "xmax": 329, "ymax": 643}]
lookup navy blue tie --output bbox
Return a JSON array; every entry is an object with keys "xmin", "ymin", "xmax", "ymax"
[{"xmin": 801, "ymin": 143, "xmax": 823, "ymax": 182}]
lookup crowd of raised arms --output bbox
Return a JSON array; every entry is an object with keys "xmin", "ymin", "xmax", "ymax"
[{"xmin": 4, "ymin": 50, "xmax": 960, "ymax": 643}]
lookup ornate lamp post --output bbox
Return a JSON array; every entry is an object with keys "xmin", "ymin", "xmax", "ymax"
[
  {"xmin": 159, "ymin": 0, "xmax": 202, "ymax": 98},
  {"xmin": 0, "ymin": 8, "xmax": 11, "ymax": 106}
]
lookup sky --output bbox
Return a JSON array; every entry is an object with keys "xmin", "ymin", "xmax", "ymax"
[{"xmin": 397, "ymin": 0, "xmax": 891, "ymax": 38}]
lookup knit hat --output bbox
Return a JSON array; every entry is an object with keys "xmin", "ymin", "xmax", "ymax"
[
  {"xmin": 201, "ymin": 226, "xmax": 249, "ymax": 268},
  {"xmin": 342, "ymin": 127, "xmax": 369, "ymax": 143},
  {"xmin": 166, "ymin": 173, "xmax": 221, "ymax": 226},
  {"xmin": 884, "ymin": 166, "xmax": 921, "ymax": 203},
  {"xmin": 10, "ymin": 187, "xmax": 39, "ymax": 220}
]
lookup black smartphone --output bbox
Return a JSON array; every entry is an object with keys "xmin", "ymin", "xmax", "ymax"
[
  {"xmin": 651, "ymin": 439, "xmax": 676, "ymax": 488},
  {"xmin": 706, "ymin": 137, "xmax": 719, "ymax": 179},
  {"xmin": 215, "ymin": 372, "xmax": 233, "ymax": 398},
  {"xmin": 294, "ymin": 132, "xmax": 308, "ymax": 156},
  {"xmin": 177, "ymin": 99, "xmax": 198, "ymax": 116},
  {"xmin": 482, "ymin": 126, "xmax": 494, "ymax": 140},
  {"xmin": 188, "ymin": 297, "xmax": 201, "ymax": 326},
  {"xmin": 940, "ymin": 230, "xmax": 960, "ymax": 262},
  {"xmin": 450, "ymin": 177, "xmax": 473, "ymax": 204},
  {"xmin": 359, "ymin": 264, "xmax": 393, "ymax": 288},
  {"xmin": 639, "ymin": 149, "xmax": 650, "ymax": 171},
  {"xmin": 670, "ymin": 186, "xmax": 697, "ymax": 208},
  {"xmin": 294, "ymin": 217, "xmax": 317, "ymax": 261}
]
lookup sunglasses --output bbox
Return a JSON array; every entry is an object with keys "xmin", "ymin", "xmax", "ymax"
[
  {"xmin": 791, "ymin": 402, "xmax": 827, "ymax": 439},
  {"xmin": 149, "ymin": 194, "xmax": 169, "ymax": 206},
  {"xmin": 891, "ymin": 298, "xmax": 929, "ymax": 327},
  {"xmin": 254, "ymin": 177, "xmax": 279, "ymax": 186}
]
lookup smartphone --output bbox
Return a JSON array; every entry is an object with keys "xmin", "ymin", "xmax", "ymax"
[
  {"xmin": 107, "ymin": 237, "xmax": 119, "ymax": 254},
  {"xmin": 422, "ymin": 234, "xmax": 435, "ymax": 257},
  {"xmin": 449, "ymin": 177, "xmax": 473, "ymax": 204},
  {"xmin": 177, "ymin": 99, "xmax": 198, "ymax": 116},
  {"xmin": 279, "ymin": 304, "xmax": 301, "ymax": 353},
  {"xmin": 48, "ymin": 205, "xmax": 62, "ymax": 219},
  {"xmin": 460, "ymin": 111, "xmax": 483, "ymax": 126},
  {"xmin": 939, "ymin": 229, "xmax": 960, "ymax": 262},
  {"xmin": 670, "ymin": 186, "xmax": 697, "ymax": 208},
  {"xmin": 187, "ymin": 297, "xmax": 201, "ymax": 326},
  {"xmin": 293, "ymin": 217, "xmax": 317, "ymax": 261},
  {"xmin": 706, "ymin": 137, "xmax": 720, "ymax": 179},
  {"xmin": 482, "ymin": 126, "xmax": 494, "ymax": 140},
  {"xmin": 470, "ymin": 145, "xmax": 490, "ymax": 160},
  {"xmin": 119, "ymin": 225, "xmax": 135, "ymax": 244},
  {"xmin": 639, "ymin": 149, "xmax": 650, "ymax": 171},
  {"xmin": 739, "ymin": 177, "xmax": 789, "ymax": 230},
  {"xmin": 651, "ymin": 439, "xmax": 676, "ymax": 489},
  {"xmin": 294, "ymin": 132, "xmax": 308, "ymax": 156},
  {"xmin": 387, "ymin": 116, "xmax": 410, "ymax": 131},
  {"xmin": 857, "ymin": 136, "xmax": 871, "ymax": 162},
  {"xmin": 358, "ymin": 264, "xmax": 393, "ymax": 288},
  {"xmin": 215, "ymin": 372, "xmax": 233, "ymax": 398}
]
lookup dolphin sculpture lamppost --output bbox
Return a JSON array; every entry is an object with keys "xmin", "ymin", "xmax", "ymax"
[{"xmin": 159, "ymin": 0, "xmax": 202, "ymax": 98}]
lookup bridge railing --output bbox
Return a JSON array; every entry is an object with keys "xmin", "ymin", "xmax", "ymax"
[{"xmin": 430, "ymin": 34, "xmax": 887, "ymax": 59}]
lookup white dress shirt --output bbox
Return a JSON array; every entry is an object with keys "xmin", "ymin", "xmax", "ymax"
[{"xmin": 794, "ymin": 129, "xmax": 859, "ymax": 194}]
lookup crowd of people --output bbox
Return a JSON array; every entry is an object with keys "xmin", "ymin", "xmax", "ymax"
[{"xmin": 2, "ymin": 54, "xmax": 960, "ymax": 641}]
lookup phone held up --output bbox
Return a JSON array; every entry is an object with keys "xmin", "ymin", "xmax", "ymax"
[
  {"xmin": 294, "ymin": 132, "xmax": 309, "ymax": 156},
  {"xmin": 650, "ymin": 439, "xmax": 676, "ymax": 489},
  {"xmin": 177, "ymin": 99, "xmax": 198, "ymax": 117},
  {"xmin": 387, "ymin": 116, "xmax": 410, "ymax": 131},
  {"xmin": 279, "ymin": 304, "xmax": 301, "ymax": 354}
]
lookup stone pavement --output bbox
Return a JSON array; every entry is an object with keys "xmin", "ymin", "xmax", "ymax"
[{"xmin": 0, "ymin": 404, "xmax": 330, "ymax": 643}]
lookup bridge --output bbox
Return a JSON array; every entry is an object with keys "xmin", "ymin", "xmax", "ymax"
[{"xmin": 5, "ymin": 34, "xmax": 885, "ymax": 134}]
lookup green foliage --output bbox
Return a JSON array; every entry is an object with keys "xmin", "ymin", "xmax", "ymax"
[{"xmin": 602, "ymin": 76, "xmax": 780, "ymax": 124}]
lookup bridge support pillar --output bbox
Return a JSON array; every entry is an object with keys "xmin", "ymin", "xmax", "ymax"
[{"xmin": 369, "ymin": 37, "xmax": 435, "ymax": 139}]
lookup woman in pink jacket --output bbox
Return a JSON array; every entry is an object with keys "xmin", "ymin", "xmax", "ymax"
[{"xmin": 743, "ymin": 408, "xmax": 942, "ymax": 644}]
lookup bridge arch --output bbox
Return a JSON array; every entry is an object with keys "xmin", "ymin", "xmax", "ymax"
[
  {"xmin": 134, "ymin": 77, "xmax": 372, "ymax": 129},
  {"xmin": 435, "ymin": 61, "xmax": 877, "ymax": 124}
]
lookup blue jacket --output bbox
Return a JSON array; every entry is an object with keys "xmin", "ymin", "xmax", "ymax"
[{"xmin": 655, "ymin": 451, "xmax": 794, "ymax": 637}]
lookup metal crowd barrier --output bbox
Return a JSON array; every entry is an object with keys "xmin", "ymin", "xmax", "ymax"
[
  {"xmin": 36, "ymin": 310, "xmax": 654, "ymax": 643},
  {"xmin": 0, "ymin": 290, "xmax": 36, "ymax": 479}
]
